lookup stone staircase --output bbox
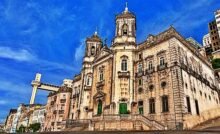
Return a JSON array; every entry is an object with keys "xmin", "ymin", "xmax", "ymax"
[
  {"xmin": 65, "ymin": 119, "xmax": 90, "ymax": 131},
  {"xmin": 66, "ymin": 114, "xmax": 165, "ymax": 131},
  {"xmin": 135, "ymin": 115, "xmax": 165, "ymax": 130}
]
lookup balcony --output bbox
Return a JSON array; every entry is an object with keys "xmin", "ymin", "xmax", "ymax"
[
  {"xmin": 60, "ymin": 99, "xmax": 66, "ymax": 103},
  {"xmin": 72, "ymin": 93, "xmax": 79, "ymax": 98},
  {"xmin": 50, "ymin": 101, "xmax": 55, "ymax": 106},
  {"xmin": 157, "ymin": 63, "xmax": 168, "ymax": 71},
  {"xmin": 180, "ymin": 63, "xmax": 188, "ymax": 71},
  {"xmin": 118, "ymin": 71, "xmax": 130, "ymax": 78},
  {"xmin": 53, "ymin": 110, "xmax": 56, "ymax": 114},
  {"xmin": 194, "ymin": 72, "xmax": 200, "ymax": 79},
  {"xmin": 210, "ymin": 84, "xmax": 216, "ymax": 90},
  {"xmin": 145, "ymin": 67, "xmax": 155, "ymax": 75},
  {"xmin": 187, "ymin": 67, "xmax": 193, "ymax": 74},
  {"xmin": 59, "ymin": 110, "xmax": 64, "ymax": 114},
  {"xmin": 84, "ymin": 86, "xmax": 92, "ymax": 91},
  {"xmin": 135, "ymin": 71, "xmax": 144, "ymax": 77},
  {"xmin": 96, "ymin": 81, "xmax": 105, "ymax": 88}
]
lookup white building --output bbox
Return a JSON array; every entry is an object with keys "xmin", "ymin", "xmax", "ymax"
[
  {"xmin": 62, "ymin": 79, "xmax": 73, "ymax": 88},
  {"xmin": 10, "ymin": 104, "xmax": 24, "ymax": 133},
  {"xmin": 31, "ymin": 106, "xmax": 46, "ymax": 130},
  {"xmin": 203, "ymin": 33, "xmax": 211, "ymax": 47},
  {"xmin": 215, "ymin": 9, "xmax": 220, "ymax": 37}
]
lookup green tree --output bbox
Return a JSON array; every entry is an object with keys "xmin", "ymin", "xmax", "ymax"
[
  {"xmin": 29, "ymin": 123, "xmax": 41, "ymax": 132},
  {"xmin": 211, "ymin": 58, "xmax": 220, "ymax": 69},
  {"xmin": 17, "ymin": 125, "xmax": 26, "ymax": 133}
]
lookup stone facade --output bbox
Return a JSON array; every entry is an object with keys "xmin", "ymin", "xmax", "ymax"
[
  {"xmin": 44, "ymin": 86, "xmax": 71, "ymax": 131},
  {"xmin": 41, "ymin": 5, "xmax": 220, "ymax": 131}
]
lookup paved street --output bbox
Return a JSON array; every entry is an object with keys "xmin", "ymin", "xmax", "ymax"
[{"xmin": 35, "ymin": 130, "xmax": 220, "ymax": 134}]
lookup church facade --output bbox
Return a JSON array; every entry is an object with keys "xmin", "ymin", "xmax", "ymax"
[{"xmin": 45, "ymin": 6, "xmax": 220, "ymax": 131}]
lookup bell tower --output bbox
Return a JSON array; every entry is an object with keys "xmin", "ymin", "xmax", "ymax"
[
  {"xmin": 111, "ymin": 3, "xmax": 136, "ymax": 115},
  {"xmin": 114, "ymin": 2, "xmax": 136, "ymax": 44},
  {"xmin": 85, "ymin": 30, "xmax": 102, "ymax": 58},
  {"xmin": 79, "ymin": 30, "xmax": 103, "ymax": 119}
]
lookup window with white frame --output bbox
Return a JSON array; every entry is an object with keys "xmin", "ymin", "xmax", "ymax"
[
  {"xmin": 148, "ymin": 61, "xmax": 153, "ymax": 70},
  {"xmin": 159, "ymin": 57, "xmax": 165, "ymax": 66}
]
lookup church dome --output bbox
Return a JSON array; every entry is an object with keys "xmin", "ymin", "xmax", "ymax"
[
  {"xmin": 116, "ymin": 11, "xmax": 135, "ymax": 19},
  {"xmin": 116, "ymin": 3, "xmax": 135, "ymax": 19},
  {"xmin": 86, "ymin": 31, "xmax": 102, "ymax": 42}
]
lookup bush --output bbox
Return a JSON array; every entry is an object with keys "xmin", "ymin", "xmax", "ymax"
[
  {"xmin": 17, "ymin": 125, "xmax": 26, "ymax": 133},
  {"xmin": 29, "ymin": 123, "xmax": 41, "ymax": 132},
  {"xmin": 211, "ymin": 58, "xmax": 220, "ymax": 69}
]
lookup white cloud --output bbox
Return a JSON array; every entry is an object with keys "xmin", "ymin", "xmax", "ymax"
[
  {"xmin": 0, "ymin": 80, "xmax": 30, "ymax": 94},
  {"xmin": 0, "ymin": 47, "xmax": 35, "ymax": 61},
  {"xmin": 0, "ymin": 46, "xmax": 75, "ymax": 72},
  {"xmin": 0, "ymin": 100, "xmax": 8, "ymax": 105},
  {"xmin": 74, "ymin": 43, "xmax": 85, "ymax": 61}
]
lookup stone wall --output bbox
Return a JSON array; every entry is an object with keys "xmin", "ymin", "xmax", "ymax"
[{"xmin": 183, "ymin": 107, "xmax": 220, "ymax": 129}]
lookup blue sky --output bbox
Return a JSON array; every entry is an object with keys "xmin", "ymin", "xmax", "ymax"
[{"xmin": 0, "ymin": 0, "xmax": 219, "ymax": 123}]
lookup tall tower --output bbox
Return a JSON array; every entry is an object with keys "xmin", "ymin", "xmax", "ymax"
[
  {"xmin": 84, "ymin": 31, "xmax": 102, "ymax": 59},
  {"xmin": 30, "ymin": 73, "xmax": 41, "ymax": 104},
  {"xmin": 78, "ymin": 31, "xmax": 103, "ymax": 119},
  {"xmin": 113, "ymin": 2, "xmax": 136, "ymax": 44},
  {"xmin": 112, "ymin": 3, "xmax": 136, "ymax": 114}
]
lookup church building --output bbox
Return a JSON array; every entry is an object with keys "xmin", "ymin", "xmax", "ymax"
[{"xmin": 44, "ymin": 5, "xmax": 220, "ymax": 131}]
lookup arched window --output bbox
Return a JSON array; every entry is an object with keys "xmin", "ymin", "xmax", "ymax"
[
  {"xmin": 121, "ymin": 59, "xmax": 127, "ymax": 71},
  {"xmin": 122, "ymin": 24, "xmax": 128, "ymax": 35},
  {"xmin": 91, "ymin": 46, "xmax": 95, "ymax": 55}
]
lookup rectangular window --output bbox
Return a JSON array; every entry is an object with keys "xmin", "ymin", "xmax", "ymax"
[
  {"xmin": 138, "ymin": 79, "xmax": 142, "ymax": 86},
  {"xmin": 139, "ymin": 53, "xmax": 142, "ymax": 60},
  {"xmin": 195, "ymin": 99, "xmax": 200, "ymax": 115},
  {"xmin": 149, "ymin": 98, "xmax": 155, "ymax": 114},
  {"xmin": 100, "ymin": 71, "xmax": 104, "ymax": 81},
  {"xmin": 160, "ymin": 57, "xmax": 165, "ymax": 66},
  {"xmin": 162, "ymin": 96, "xmax": 169, "ymax": 112},
  {"xmin": 121, "ymin": 59, "xmax": 127, "ymax": 71},
  {"xmin": 138, "ymin": 64, "xmax": 142, "ymax": 73},
  {"xmin": 186, "ymin": 96, "xmax": 191, "ymax": 113},
  {"xmin": 148, "ymin": 61, "xmax": 153, "ymax": 70},
  {"xmin": 138, "ymin": 101, "xmax": 144, "ymax": 114}
]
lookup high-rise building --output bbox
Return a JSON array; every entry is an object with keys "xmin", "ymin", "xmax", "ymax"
[
  {"xmin": 215, "ymin": 9, "xmax": 220, "ymax": 37},
  {"xmin": 208, "ymin": 9, "xmax": 220, "ymax": 52}
]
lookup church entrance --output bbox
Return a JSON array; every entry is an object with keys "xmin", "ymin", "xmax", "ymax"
[
  {"xmin": 97, "ymin": 100, "xmax": 102, "ymax": 115},
  {"xmin": 119, "ymin": 103, "xmax": 127, "ymax": 114}
]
